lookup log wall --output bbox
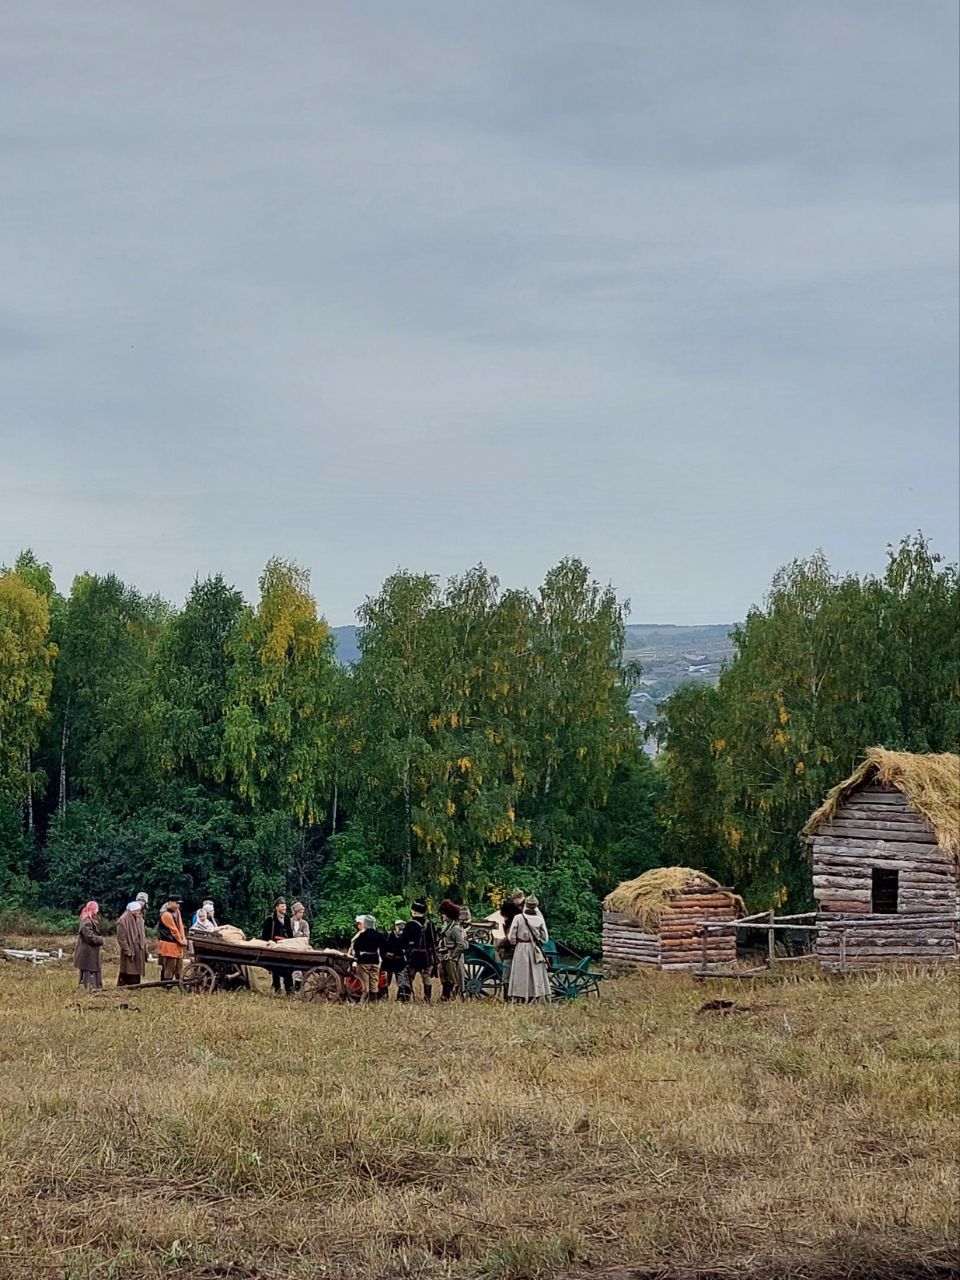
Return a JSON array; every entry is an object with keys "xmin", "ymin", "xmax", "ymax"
[
  {"xmin": 602, "ymin": 910, "xmax": 660, "ymax": 969},
  {"xmin": 603, "ymin": 886, "xmax": 738, "ymax": 974},
  {"xmin": 812, "ymin": 783, "xmax": 960, "ymax": 970}
]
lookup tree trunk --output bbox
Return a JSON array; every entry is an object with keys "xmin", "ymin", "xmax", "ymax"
[
  {"xmin": 58, "ymin": 699, "xmax": 71, "ymax": 816},
  {"xmin": 25, "ymin": 748, "xmax": 33, "ymax": 833},
  {"xmin": 402, "ymin": 753, "xmax": 412, "ymax": 888},
  {"xmin": 331, "ymin": 777, "xmax": 338, "ymax": 836}
]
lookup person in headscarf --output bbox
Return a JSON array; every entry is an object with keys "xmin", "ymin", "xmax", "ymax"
[
  {"xmin": 497, "ymin": 898, "xmax": 522, "ymax": 999},
  {"xmin": 116, "ymin": 900, "xmax": 147, "ymax": 986},
  {"xmin": 73, "ymin": 901, "xmax": 104, "ymax": 989},
  {"xmin": 192, "ymin": 907, "xmax": 216, "ymax": 933},
  {"xmin": 135, "ymin": 891, "xmax": 149, "ymax": 913},
  {"xmin": 192, "ymin": 899, "xmax": 218, "ymax": 929},
  {"xmin": 261, "ymin": 897, "xmax": 294, "ymax": 994},
  {"xmin": 379, "ymin": 920, "xmax": 407, "ymax": 999},
  {"xmin": 349, "ymin": 914, "xmax": 384, "ymax": 1003},
  {"xmin": 156, "ymin": 897, "xmax": 188, "ymax": 983},
  {"xmin": 437, "ymin": 899, "xmax": 468, "ymax": 1000},
  {"xmin": 506, "ymin": 894, "xmax": 552, "ymax": 1003}
]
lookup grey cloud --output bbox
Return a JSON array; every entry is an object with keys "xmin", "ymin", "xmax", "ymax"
[{"xmin": 1, "ymin": 1, "xmax": 957, "ymax": 623}]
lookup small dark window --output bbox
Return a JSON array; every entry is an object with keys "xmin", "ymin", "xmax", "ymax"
[{"xmin": 871, "ymin": 867, "xmax": 898, "ymax": 914}]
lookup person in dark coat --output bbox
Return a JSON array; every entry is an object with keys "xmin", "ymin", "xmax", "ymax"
[
  {"xmin": 380, "ymin": 920, "xmax": 406, "ymax": 1000},
  {"xmin": 261, "ymin": 897, "xmax": 294, "ymax": 994},
  {"xmin": 116, "ymin": 901, "xmax": 147, "ymax": 986},
  {"xmin": 349, "ymin": 914, "xmax": 385, "ymax": 1003},
  {"xmin": 397, "ymin": 900, "xmax": 437, "ymax": 1004},
  {"xmin": 73, "ymin": 900, "xmax": 104, "ymax": 989},
  {"xmin": 497, "ymin": 900, "xmax": 522, "ymax": 1000}
]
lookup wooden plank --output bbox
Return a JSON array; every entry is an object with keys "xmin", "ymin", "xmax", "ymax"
[
  {"xmin": 835, "ymin": 805, "xmax": 929, "ymax": 824},
  {"xmin": 812, "ymin": 876, "xmax": 872, "ymax": 890},
  {"xmin": 813, "ymin": 853, "xmax": 955, "ymax": 875},
  {"xmin": 811, "ymin": 838, "xmax": 953, "ymax": 862},
  {"xmin": 817, "ymin": 946, "xmax": 957, "ymax": 957},
  {"xmin": 853, "ymin": 789, "xmax": 908, "ymax": 805},
  {"xmin": 899, "ymin": 872, "xmax": 960, "ymax": 887},
  {"xmin": 813, "ymin": 887, "xmax": 871, "ymax": 900},
  {"xmin": 817, "ymin": 900, "xmax": 871, "ymax": 913},
  {"xmin": 820, "ymin": 823, "xmax": 937, "ymax": 844}
]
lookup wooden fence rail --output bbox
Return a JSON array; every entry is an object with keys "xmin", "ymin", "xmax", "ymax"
[{"xmin": 696, "ymin": 912, "xmax": 960, "ymax": 976}]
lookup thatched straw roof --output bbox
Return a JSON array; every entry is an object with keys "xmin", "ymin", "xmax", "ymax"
[
  {"xmin": 603, "ymin": 867, "xmax": 742, "ymax": 932},
  {"xmin": 803, "ymin": 747, "xmax": 960, "ymax": 866}
]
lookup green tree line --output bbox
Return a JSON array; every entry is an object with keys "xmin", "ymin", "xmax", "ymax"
[
  {"xmin": 0, "ymin": 555, "xmax": 661, "ymax": 949},
  {"xmin": 0, "ymin": 536, "xmax": 955, "ymax": 944},
  {"xmin": 657, "ymin": 535, "xmax": 959, "ymax": 906}
]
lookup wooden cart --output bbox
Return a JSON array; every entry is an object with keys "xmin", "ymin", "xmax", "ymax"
[{"xmin": 182, "ymin": 933, "xmax": 359, "ymax": 1002}]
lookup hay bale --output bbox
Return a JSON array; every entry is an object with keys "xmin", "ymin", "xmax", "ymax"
[{"xmin": 603, "ymin": 867, "xmax": 742, "ymax": 932}]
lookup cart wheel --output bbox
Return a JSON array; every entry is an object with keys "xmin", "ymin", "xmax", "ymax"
[
  {"xmin": 549, "ymin": 970, "xmax": 597, "ymax": 1000},
  {"xmin": 464, "ymin": 957, "xmax": 501, "ymax": 1000},
  {"xmin": 342, "ymin": 972, "xmax": 362, "ymax": 1003},
  {"xmin": 182, "ymin": 962, "xmax": 216, "ymax": 995},
  {"xmin": 300, "ymin": 965, "xmax": 342, "ymax": 1003}
]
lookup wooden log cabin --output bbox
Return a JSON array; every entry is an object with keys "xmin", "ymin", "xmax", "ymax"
[
  {"xmin": 602, "ymin": 867, "xmax": 742, "ymax": 973},
  {"xmin": 803, "ymin": 748, "xmax": 960, "ymax": 971}
]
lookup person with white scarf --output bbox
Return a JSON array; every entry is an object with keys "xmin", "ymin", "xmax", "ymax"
[
  {"xmin": 116, "ymin": 901, "xmax": 147, "ymax": 986},
  {"xmin": 506, "ymin": 895, "xmax": 552, "ymax": 1003}
]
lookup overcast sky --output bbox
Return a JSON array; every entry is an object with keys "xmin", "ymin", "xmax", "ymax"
[{"xmin": 2, "ymin": 2, "xmax": 957, "ymax": 625}]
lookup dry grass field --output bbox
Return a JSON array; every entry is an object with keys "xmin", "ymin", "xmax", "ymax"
[{"xmin": 0, "ymin": 940, "xmax": 957, "ymax": 1280}]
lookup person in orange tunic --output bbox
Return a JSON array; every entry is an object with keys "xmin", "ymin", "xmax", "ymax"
[{"xmin": 156, "ymin": 896, "xmax": 188, "ymax": 983}]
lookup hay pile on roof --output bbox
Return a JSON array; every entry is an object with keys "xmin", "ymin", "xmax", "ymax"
[
  {"xmin": 603, "ymin": 867, "xmax": 741, "ymax": 932},
  {"xmin": 803, "ymin": 747, "xmax": 960, "ymax": 866}
]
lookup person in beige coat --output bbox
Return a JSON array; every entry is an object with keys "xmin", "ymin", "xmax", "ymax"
[
  {"xmin": 116, "ymin": 901, "xmax": 148, "ymax": 986},
  {"xmin": 506, "ymin": 895, "xmax": 552, "ymax": 1003}
]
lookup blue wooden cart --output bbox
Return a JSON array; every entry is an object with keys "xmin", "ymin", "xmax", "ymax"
[{"xmin": 463, "ymin": 922, "xmax": 603, "ymax": 1000}]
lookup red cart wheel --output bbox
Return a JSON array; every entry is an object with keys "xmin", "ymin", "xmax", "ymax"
[{"xmin": 300, "ymin": 965, "xmax": 342, "ymax": 1003}]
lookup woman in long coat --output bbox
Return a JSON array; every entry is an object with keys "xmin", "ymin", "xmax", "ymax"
[
  {"xmin": 73, "ymin": 900, "xmax": 104, "ymax": 989},
  {"xmin": 116, "ymin": 901, "xmax": 147, "ymax": 986},
  {"xmin": 506, "ymin": 895, "xmax": 552, "ymax": 1003}
]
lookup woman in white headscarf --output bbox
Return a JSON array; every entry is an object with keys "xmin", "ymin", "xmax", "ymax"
[
  {"xmin": 116, "ymin": 901, "xmax": 147, "ymax": 987},
  {"xmin": 506, "ymin": 895, "xmax": 552, "ymax": 1003}
]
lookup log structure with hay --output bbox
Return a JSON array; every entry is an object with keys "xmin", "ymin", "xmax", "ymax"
[
  {"xmin": 602, "ymin": 867, "xmax": 742, "ymax": 973},
  {"xmin": 803, "ymin": 748, "xmax": 960, "ymax": 972}
]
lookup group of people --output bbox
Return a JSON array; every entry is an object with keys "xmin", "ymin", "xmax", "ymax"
[
  {"xmin": 73, "ymin": 892, "xmax": 216, "ymax": 989},
  {"xmin": 72, "ymin": 886, "xmax": 553, "ymax": 1004}
]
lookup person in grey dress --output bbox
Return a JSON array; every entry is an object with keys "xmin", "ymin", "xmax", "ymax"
[{"xmin": 506, "ymin": 895, "xmax": 552, "ymax": 1003}]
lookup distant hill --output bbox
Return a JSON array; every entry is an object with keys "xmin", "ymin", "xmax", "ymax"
[{"xmin": 332, "ymin": 625, "xmax": 360, "ymax": 664}]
